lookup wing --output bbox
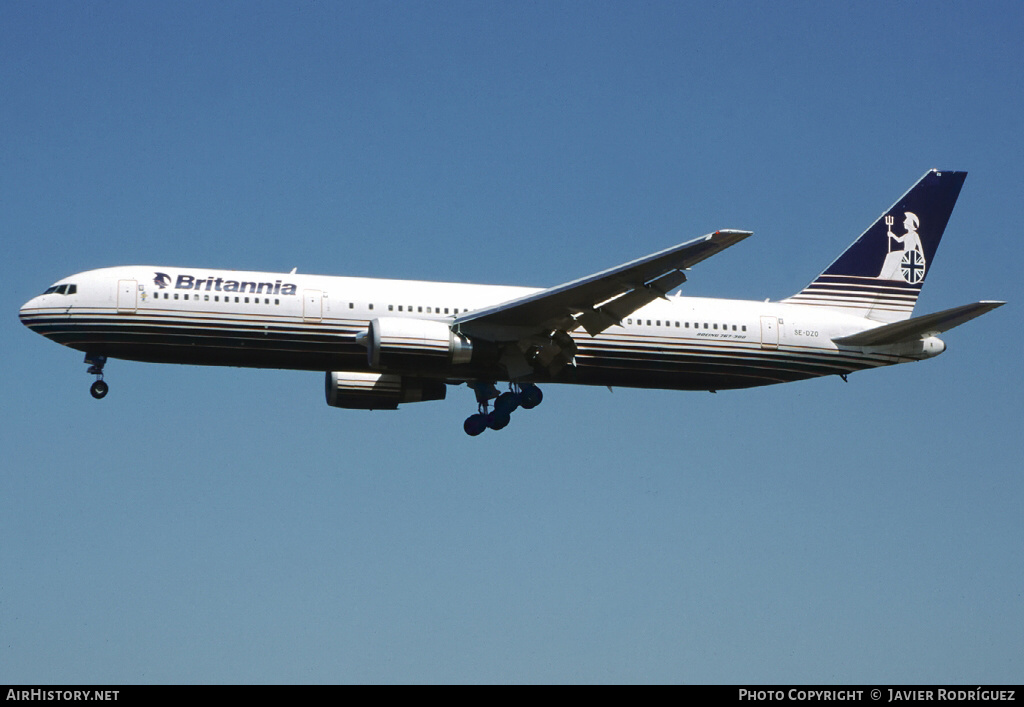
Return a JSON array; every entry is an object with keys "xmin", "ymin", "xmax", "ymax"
[{"xmin": 455, "ymin": 230, "xmax": 752, "ymax": 341}]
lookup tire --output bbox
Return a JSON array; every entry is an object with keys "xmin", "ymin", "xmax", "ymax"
[
  {"xmin": 464, "ymin": 414, "xmax": 487, "ymax": 436},
  {"xmin": 520, "ymin": 385, "xmax": 542, "ymax": 409},
  {"xmin": 486, "ymin": 411, "xmax": 510, "ymax": 430},
  {"xmin": 494, "ymin": 392, "xmax": 519, "ymax": 415}
]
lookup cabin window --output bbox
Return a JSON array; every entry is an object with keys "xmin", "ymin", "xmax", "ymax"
[
  {"xmin": 742, "ymin": 325, "xmax": 747, "ymax": 332},
  {"xmin": 388, "ymin": 304, "xmax": 394, "ymax": 311}
]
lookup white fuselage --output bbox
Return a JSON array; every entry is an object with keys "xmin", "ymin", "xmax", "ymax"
[{"xmin": 20, "ymin": 265, "xmax": 938, "ymax": 392}]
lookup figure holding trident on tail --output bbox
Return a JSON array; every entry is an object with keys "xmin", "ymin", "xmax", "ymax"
[{"xmin": 878, "ymin": 211, "xmax": 925, "ymax": 282}]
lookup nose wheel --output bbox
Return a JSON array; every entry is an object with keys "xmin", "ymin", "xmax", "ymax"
[
  {"xmin": 463, "ymin": 382, "xmax": 542, "ymax": 435},
  {"xmin": 85, "ymin": 353, "xmax": 108, "ymax": 399}
]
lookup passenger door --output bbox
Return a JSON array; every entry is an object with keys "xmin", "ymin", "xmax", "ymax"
[
  {"xmin": 303, "ymin": 289, "xmax": 323, "ymax": 323},
  {"xmin": 760, "ymin": 315, "xmax": 779, "ymax": 350},
  {"xmin": 117, "ymin": 280, "xmax": 138, "ymax": 313}
]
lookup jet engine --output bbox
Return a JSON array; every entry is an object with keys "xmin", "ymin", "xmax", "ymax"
[
  {"xmin": 325, "ymin": 371, "xmax": 447, "ymax": 410},
  {"xmin": 359, "ymin": 317, "xmax": 473, "ymax": 371}
]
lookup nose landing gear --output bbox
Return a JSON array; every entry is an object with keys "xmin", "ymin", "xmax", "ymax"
[
  {"xmin": 463, "ymin": 381, "xmax": 542, "ymax": 436},
  {"xmin": 85, "ymin": 353, "xmax": 108, "ymax": 399}
]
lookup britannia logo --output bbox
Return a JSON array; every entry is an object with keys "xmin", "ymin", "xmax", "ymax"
[
  {"xmin": 149, "ymin": 271, "xmax": 299, "ymax": 296},
  {"xmin": 878, "ymin": 212, "xmax": 925, "ymax": 284}
]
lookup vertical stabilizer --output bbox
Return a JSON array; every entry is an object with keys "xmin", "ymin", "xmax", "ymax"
[{"xmin": 782, "ymin": 170, "xmax": 966, "ymax": 322}]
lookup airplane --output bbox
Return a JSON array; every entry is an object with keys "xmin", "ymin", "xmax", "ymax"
[{"xmin": 19, "ymin": 169, "xmax": 1003, "ymax": 435}]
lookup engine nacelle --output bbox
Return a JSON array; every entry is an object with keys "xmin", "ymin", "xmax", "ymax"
[
  {"xmin": 360, "ymin": 317, "xmax": 473, "ymax": 371},
  {"xmin": 325, "ymin": 371, "xmax": 447, "ymax": 410}
]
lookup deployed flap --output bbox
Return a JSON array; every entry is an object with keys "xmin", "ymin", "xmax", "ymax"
[
  {"xmin": 833, "ymin": 301, "xmax": 1004, "ymax": 346},
  {"xmin": 456, "ymin": 230, "xmax": 752, "ymax": 341}
]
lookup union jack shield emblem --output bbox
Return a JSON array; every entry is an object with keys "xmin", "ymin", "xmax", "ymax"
[{"xmin": 901, "ymin": 250, "xmax": 926, "ymax": 284}]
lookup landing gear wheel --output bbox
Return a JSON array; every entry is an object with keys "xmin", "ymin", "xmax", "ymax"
[
  {"xmin": 494, "ymin": 391, "xmax": 519, "ymax": 415},
  {"xmin": 84, "ymin": 353, "xmax": 109, "ymax": 400},
  {"xmin": 519, "ymin": 384, "xmax": 543, "ymax": 409},
  {"xmin": 486, "ymin": 411, "xmax": 511, "ymax": 430},
  {"xmin": 464, "ymin": 414, "xmax": 487, "ymax": 436}
]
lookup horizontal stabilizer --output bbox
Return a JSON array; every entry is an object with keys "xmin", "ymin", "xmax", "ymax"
[{"xmin": 833, "ymin": 301, "xmax": 1004, "ymax": 346}]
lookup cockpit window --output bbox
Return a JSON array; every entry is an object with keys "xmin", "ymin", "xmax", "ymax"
[{"xmin": 43, "ymin": 284, "xmax": 77, "ymax": 295}]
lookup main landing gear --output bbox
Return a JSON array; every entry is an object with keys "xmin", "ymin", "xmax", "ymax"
[
  {"xmin": 463, "ymin": 381, "xmax": 543, "ymax": 436},
  {"xmin": 85, "ymin": 353, "xmax": 108, "ymax": 399}
]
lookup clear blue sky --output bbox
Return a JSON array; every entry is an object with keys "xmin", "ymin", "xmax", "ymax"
[{"xmin": 2, "ymin": 1, "xmax": 1021, "ymax": 684}]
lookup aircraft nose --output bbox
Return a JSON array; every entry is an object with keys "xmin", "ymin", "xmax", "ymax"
[{"xmin": 20, "ymin": 295, "xmax": 44, "ymax": 331}]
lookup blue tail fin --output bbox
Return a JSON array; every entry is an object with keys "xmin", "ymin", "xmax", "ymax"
[{"xmin": 782, "ymin": 169, "xmax": 967, "ymax": 322}]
